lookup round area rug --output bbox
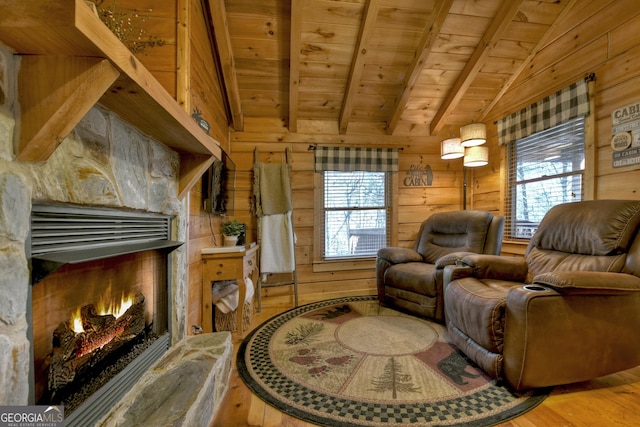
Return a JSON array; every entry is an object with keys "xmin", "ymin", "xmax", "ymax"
[{"xmin": 237, "ymin": 296, "xmax": 550, "ymax": 427}]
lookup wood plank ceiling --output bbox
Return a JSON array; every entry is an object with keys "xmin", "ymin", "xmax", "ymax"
[{"xmin": 209, "ymin": 0, "xmax": 574, "ymax": 136}]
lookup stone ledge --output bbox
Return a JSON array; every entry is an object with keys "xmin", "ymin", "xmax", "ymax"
[{"xmin": 98, "ymin": 332, "xmax": 233, "ymax": 427}]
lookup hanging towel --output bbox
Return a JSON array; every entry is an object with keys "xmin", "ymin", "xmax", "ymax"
[
  {"xmin": 259, "ymin": 211, "xmax": 296, "ymax": 273},
  {"xmin": 253, "ymin": 163, "xmax": 292, "ymax": 216}
]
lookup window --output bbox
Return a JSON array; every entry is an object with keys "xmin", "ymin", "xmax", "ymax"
[
  {"xmin": 498, "ymin": 77, "xmax": 591, "ymax": 240},
  {"xmin": 506, "ymin": 117, "xmax": 585, "ymax": 239},
  {"xmin": 313, "ymin": 146, "xmax": 398, "ymax": 262},
  {"xmin": 323, "ymin": 171, "xmax": 390, "ymax": 258}
]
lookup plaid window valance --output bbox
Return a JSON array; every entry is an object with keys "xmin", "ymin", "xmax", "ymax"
[
  {"xmin": 497, "ymin": 78, "xmax": 590, "ymax": 146},
  {"xmin": 314, "ymin": 147, "xmax": 399, "ymax": 172}
]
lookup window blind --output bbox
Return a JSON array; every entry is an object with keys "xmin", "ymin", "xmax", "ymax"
[
  {"xmin": 322, "ymin": 171, "xmax": 390, "ymax": 258},
  {"xmin": 506, "ymin": 117, "xmax": 585, "ymax": 239}
]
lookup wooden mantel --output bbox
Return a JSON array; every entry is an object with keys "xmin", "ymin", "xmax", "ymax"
[{"xmin": 0, "ymin": 0, "xmax": 222, "ymax": 199}]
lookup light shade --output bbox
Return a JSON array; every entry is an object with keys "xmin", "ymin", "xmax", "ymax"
[
  {"xmin": 460, "ymin": 122, "xmax": 486, "ymax": 147},
  {"xmin": 464, "ymin": 146, "xmax": 489, "ymax": 167},
  {"xmin": 440, "ymin": 137, "xmax": 464, "ymax": 159}
]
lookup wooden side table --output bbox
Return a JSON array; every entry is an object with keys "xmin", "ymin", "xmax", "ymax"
[{"xmin": 201, "ymin": 244, "xmax": 259, "ymax": 335}]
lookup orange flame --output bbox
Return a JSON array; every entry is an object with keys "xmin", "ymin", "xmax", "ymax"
[
  {"xmin": 98, "ymin": 293, "xmax": 134, "ymax": 319},
  {"xmin": 69, "ymin": 293, "xmax": 135, "ymax": 335},
  {"xmin": 71, "ymin": 308, "xmax": 84, "ymax": 333}
]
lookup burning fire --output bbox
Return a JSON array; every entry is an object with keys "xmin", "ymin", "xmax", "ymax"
[
  {"xmin": 71, "ymin": 308, "xmax": 84, "ymax": 333},
  {"xmin": 70, "ymin": 293, "xmax": 135, "ymax": 334},
  {"xmin": 98, "ymin": 293, "xmax": 134, "ymax": 319}
]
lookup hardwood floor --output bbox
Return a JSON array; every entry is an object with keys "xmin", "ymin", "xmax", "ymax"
[{"xmin": 211, "ymin": 301, "xmax": 640, "ymax": 427}]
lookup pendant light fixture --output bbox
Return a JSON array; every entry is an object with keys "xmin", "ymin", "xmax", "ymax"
[
  {"xmin": 440, "ymin": 137, "xmax": 464, "ymax": 159},
  {"xmin": 441, "ymin": 123, "xmax": 489, "ymax": 210},
  {"xmin": 460, "ymin": 122, "xmax": 487, "ymax": 147},
  {"xmin": 463, "ymin": 146, "xmax": 489, "ymax": 167}
]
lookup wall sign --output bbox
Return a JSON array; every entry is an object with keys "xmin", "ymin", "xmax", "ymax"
[
  {"xmin": 403, "ymin": 165, "xmax": 433, "ymax": 187},
  {"xmin": 611, "ymin": 101, "xmax": 640, "ymax": 168},
  {"xmin": 611, "ymin": 132, "xmax": 632, "ymax": 151}
]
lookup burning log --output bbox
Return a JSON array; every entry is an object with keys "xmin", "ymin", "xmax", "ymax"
[
  {"xmin": 48, "ymin": 292, "xmax": 146, "ymax": 395},
  {"xmin": 80, "ymin": 304, "xmax": 115, "ymax": 332}
]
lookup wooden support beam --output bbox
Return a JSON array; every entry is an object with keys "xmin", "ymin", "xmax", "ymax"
[
  {"xmin": 207, "ymin": 0, "xmax": 244, "ymax": 131},
  {"xmin": 339, "ymin": 0, "xmax": 382, "ymax": 135},
  {"xmin": 289, "ymin": 0, "xmax": 303, "ymax": 133},
  {"xmin": 385, "ymin": 0, "xmax": 454, "ymax": 135},
  {"xmin": 178, "ymin": 154, "xmax": 215, "ymax": 200},
  {"xmin": 17, "ymin": 56, "xmax": 119, "ymax": 161},
  {"xmin": 430, "ymin": 0, "xmax": 525, "ymax": 135}
]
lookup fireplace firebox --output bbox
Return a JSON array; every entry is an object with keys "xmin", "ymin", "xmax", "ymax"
[{"xmin": 28, "ymin": 203, "xmax": 183, "ymax": 426}]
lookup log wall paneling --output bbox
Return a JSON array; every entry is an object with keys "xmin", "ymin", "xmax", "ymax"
[
  {"xmin": 189, "ymin": 0, "xmax": 230, "ymax": 145},
  {"xmin": 178, "ymin": 0, "xmax": 640, "ymax": 319},
  {"xmin": 476, "ymin": 0, "xmax": 640, "ymax": 225}
]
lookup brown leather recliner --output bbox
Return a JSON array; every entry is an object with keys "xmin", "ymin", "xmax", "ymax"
[
  {"xmin": 444, "ymin": 199, "xmax": 640, "ymax": 390},
  {"xmin": 376, "ymin": 210, "xmax": 504, "ymax": 323}
]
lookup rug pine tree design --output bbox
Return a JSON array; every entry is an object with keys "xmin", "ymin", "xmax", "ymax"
[
  {"xmin": 285, "ymin": 322, "xmax": 324, "ymax": 345},
  {"xmin": 370, "ymin": 357, "xmax": 420, "ymax": 399}
]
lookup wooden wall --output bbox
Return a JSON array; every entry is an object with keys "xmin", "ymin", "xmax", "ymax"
[
  {"xmin": 182, "ymin": 0, "xmax": 231, "ymax": 331},
  {"xmin": 228, "ymin": 120, "xmax": 470, "ymax": 309},
  {"xmin": 476, "ymin": 0, "xmax": 640, "ymax": 255},
  {"xmin": 112, "ymin": 0, "xmax": 228, "ymax": 143},
  {"xmin": 226, "ymin": 0, "xmax": 640, "ymax": 310},
  {"xmin": 187, "ymin": 181, "xmax": 225, "ymax": 332},
  {"xmin": 187, "ymin": 0, "xmax": 230, "ymax": 143},
  {"xmin": 176, "ymin": 0, "xmax": 640, "ymax": 329},
  {"xmin": 119, "ymin": 0, "xmax": 178, "ymax": 97}
]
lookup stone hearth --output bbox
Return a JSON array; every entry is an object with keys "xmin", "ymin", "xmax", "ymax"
[{"xmin": 99, "ymin": 332, "xmax": 232, "ymax": 427}]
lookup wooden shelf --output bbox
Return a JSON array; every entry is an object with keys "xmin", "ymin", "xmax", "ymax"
[{"xmin": 0, "ymin": 0, "xmax": 222, "ymax": 199}]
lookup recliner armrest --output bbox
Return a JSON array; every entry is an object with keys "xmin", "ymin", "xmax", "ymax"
[
  {"xmin": 443, "ymin": 264, "xmax": 474, "ymax": 285},
  {"xmin": 458, "ymin": 254, "xmax": 528, "ymax": 281},
  {"xmin": 377, "ymin": 247, "xmax": 423, "ymax": 264},
  {"xmin": 435, "ymin": 251, "xmax": 475, "ymax": 269},
  {"xmin": 534, "ymin": 271, "xmax": 640, "ymax": 295}
]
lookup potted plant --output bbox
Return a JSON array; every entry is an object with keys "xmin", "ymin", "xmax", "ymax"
[{"xmin": 221, "ymin": 219, "xmax": 244, "ymax": 246}]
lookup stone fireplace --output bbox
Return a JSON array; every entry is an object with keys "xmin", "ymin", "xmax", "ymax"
[
  {"xmin": 28, "ymin": 202, "xmax": 182, "ymax": 422},
  {"xmin": 0, "ymin": 43, "xmax": 189, "ymax": 412}
]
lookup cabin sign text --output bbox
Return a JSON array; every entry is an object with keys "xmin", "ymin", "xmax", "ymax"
[{"xmin": 403, "ymin": 164, "xmax": 433, "ymax": 187}]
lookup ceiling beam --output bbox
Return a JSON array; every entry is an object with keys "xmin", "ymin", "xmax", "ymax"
[
  {"xmin": 430, "ymin": 0, "xmax": 525, "ymax": 135},
  {"xmin": 385, "ymin": 0, "xmax": 454, "ymax": 135},
  {"xmin": 478, "ymin": 0, "xmax": 579, "ymax": 122},
  {"xmin": 207, "ymin": 0, "xmax": 244, "ymax": 131},
  {"xmin": 289, "ymin": 0, "xmax": 303, "ymax": 133},
  {"xmin": 339, "ymin": 0, "xmax": 382, "ymax": 134}
]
